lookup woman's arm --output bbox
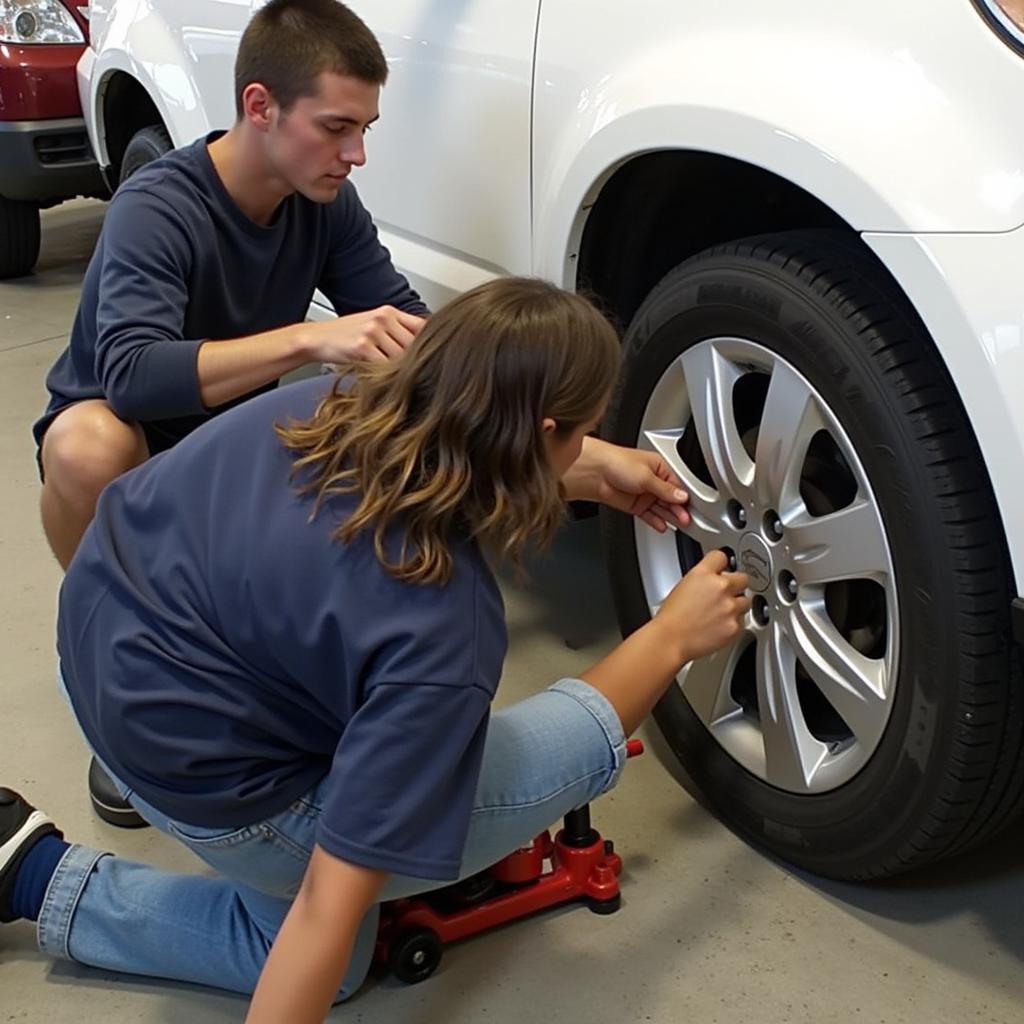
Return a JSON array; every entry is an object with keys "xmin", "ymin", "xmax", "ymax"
[
  {"xmin": 580, "ymin": 550, "xmax": 750, "ymax": 735},
  {"xmin": 561, "ymin": 436, "xmax": 690, "ymax": 532},
  {"xmin": 245, "ymin": 845, "xmax": 389, "ymax": 1024}
]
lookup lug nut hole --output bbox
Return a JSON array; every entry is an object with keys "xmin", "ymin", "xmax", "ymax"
[
  {"xmin": 764, "ymin": 510, "xmax": 784, "ymax": 541},
  {"xmin": 727, "ymin": 500, "xmax": 747, "ymax": 529}
]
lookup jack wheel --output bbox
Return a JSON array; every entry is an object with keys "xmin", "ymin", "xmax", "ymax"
[
  {"xmin": 587, "ymin": 893, "xmax": 621, "ymax": 915},
  {"xmin": 390, "ymin": 927, "xmax": 443, "ymax": 984}
]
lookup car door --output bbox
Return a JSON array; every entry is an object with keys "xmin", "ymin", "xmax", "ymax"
[{"xmin": 344, "ymin": 1, "xmax": 540, "ymax": 309}]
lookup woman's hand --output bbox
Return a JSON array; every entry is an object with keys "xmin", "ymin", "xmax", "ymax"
[
  {"xmin": 561, "ymin": 436, "xmax": 690, "ymax": 532},
  {"xmin": 245, "ymin": 847, "xmax": 388, "ymax": 1024},
  {"xmin": 580, "ymin": 550, "xmax": 749, "ymax": 735},
  {"xmin": 651, "ymin": 550, "xmax": 751, "ymax": 665}
]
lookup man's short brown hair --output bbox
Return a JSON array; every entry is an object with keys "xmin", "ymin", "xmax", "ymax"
[{"xmin": 234, "ymin": 0, "xmax": 388, "ymax": 118}]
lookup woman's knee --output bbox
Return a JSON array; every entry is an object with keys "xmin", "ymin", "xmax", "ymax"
[{"xmin": 479, "ymin": 680, "xmax": 627, "ymax": 808}]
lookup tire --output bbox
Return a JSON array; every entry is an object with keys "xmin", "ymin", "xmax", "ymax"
[
  {"xmin": 390, "ymin": 927, "xmax": 443, "ymax": 984},
  {"xmin": 602, "ymin": 230, "xmax": 1024, "ymax": 880},
  {"xmin": 0, "ymin": 196, "xmax": 41, "ymax": 279},
  {"xmin": 118, "ymin": 125, "xmax": 173, "ymax": 187}
]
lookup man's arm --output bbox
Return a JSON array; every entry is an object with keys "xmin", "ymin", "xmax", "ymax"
[
  {"xmin": 195, "ymin": 306, "xmax": 424, "ymax": 409},
  {"xmin": 245, "ymin": 846, "xmax": 388, "ymax": 1024},
  {"xmin": 92, "ymin": 194, "xmax": 203, "ymax": 422},
  {"xmin": 197, "ymin": 179, "xmax": 432, "ymax": 408},
  {"xmin": 93, "ymin": 190, "xmax": 423, "ymax": 419},
  {"xmin": 316, "ymin": 182, "xmax": 429, "ymax": 319}
]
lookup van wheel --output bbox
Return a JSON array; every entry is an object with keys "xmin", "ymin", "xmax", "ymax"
[
  {"xmin": 0, "ymin": 196, "xmax": 41, "ymax": 278},
  {"xmin": 119, "ymin": 125, "xmax": 173, "ymax": 186},
  {"xmin": 602, "ymin": 230, "xmax": 1024, "ymax": 880}
]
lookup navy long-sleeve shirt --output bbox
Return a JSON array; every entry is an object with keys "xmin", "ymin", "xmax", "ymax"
[{"xmin": 33, "ymin": 132, "xmax": 427, "ymax": 450}]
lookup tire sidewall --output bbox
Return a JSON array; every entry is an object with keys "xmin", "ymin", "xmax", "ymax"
[
  {"xmin": 0, "ymin": 196, "xmax": 41, "ymax": 279},
  {"xmin": 119, "ymin": 128, "xmax": 172, "ymax": 187},
  {"xmin": 604, "ymin": 252, "xmax": 969, "ymax": 873}
]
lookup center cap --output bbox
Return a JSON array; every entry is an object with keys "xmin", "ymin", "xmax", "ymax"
[{"xmin": 738, "ymin": 533, "xmax": 772, "ymax": 593}]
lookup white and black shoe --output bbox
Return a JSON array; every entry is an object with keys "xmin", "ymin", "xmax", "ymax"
[{"xmin": 0, "ymin": 788, "xmax": 62, "ymax": 923}]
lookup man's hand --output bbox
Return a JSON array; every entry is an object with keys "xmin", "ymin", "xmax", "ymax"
[
  {"xmin": 306, "ymin": 305, "xmax": 425, "ymax": 363},
  {"xmin": 562, "ymin": 436, "xmax": 690, "ymax": 532}
]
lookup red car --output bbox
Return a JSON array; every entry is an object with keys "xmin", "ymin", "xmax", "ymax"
[{"xmin": 0, "ymin": 0, "xmax": 107, "ymax": 278}]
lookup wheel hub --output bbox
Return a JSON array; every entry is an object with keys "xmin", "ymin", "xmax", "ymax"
[{"xmin": 737, "ymin": 533, "xmax": 772, "ymax": 593}]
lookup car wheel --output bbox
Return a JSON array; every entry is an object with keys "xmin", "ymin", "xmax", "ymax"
[
  {"xmin": 0, "ymin": 196, "xmax": 41, "ymax": 279},
  {"xmin": 119, "ymin": 125, "xmax": 173, "ymax": 187},
  {"xmin": 602, "ymin": 230, "xmax": 1024, "ymax": 880}
]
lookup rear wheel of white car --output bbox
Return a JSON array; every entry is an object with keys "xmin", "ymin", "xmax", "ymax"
[
  {"xmin": 0, "ymin": 197, "xmax": 41, "ymax": 279},
  {"xmin": 602, "ymin": 230, "xmax": 1024, "ymax": 879},
  {"xmin": 119, "ymin": 125, "xmax": 173, "ymax": 187}
]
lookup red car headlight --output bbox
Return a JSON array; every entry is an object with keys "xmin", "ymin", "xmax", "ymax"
[{"xmin": 0, "ymin": 0, "xmax": 85, "ymax": 44}]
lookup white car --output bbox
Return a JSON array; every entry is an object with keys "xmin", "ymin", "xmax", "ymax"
[{"xmin": 78, "ymin": 0, "xmax": 1024, "ymax": 880}]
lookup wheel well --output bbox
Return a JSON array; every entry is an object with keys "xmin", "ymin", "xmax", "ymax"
[
  {"xmin": 578, "ymin": 151, "xmax": 854, "ymax": 328},
  {"xmin": 99, "ymin": 73, "xmax": 165, "ymax": 183}
]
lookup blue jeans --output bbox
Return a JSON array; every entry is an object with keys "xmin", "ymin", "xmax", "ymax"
[{"xmin": 38, "ymin": 678, "xmax": 626, "ymax": 999}]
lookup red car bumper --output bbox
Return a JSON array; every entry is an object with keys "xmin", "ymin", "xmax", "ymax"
[{"xmin": 0, "ymin": 42, "xmax": 106, "ymax": 203}]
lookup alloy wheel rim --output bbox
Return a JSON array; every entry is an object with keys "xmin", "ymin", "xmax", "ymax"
[{"xmin": 634, "ymin": 337, "xmax": 899, "ymax": 793}]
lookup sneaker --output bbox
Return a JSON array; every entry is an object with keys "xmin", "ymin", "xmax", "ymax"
[
  {"xmin": 0, "ymin": 788, "xmax": 62, "ymax": 923},
  {"xmin": 88, "ymin": 758, "xmax": 148, "ymax": 829}
]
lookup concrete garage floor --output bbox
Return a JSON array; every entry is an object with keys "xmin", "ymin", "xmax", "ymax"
[{"xmin": 2, "ymin": 200, "xmax": 1023, "ymax": 1024}]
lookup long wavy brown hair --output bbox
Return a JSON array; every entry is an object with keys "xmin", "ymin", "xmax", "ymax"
[{"xmin": 276, "ymin": 277, "xmax": 621, "ymax": 584}]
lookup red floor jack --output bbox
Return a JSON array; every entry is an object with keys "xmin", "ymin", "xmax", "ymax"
[{"xmin": 375, "ymin": 738, "xmax": 644, "ymax": 984}]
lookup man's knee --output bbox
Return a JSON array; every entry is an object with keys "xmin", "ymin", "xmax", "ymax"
[{"xmin": 41, "ymin": 403, "xmax": 148, "ymax": 506}]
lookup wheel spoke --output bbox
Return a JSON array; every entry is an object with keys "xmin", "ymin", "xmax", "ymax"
[
  {"xmin": 643, "ymin": 428, "xmax": 728, "ymax": 549},
  {"xmin": 753, "ymin": 362, "xmax": 827, "ymax": 514},
  {"xmin": 679, "ymin": 344, "xmax": 754, "ymax": 500},
  {"xmin": 640, "ymin": 354, "xmax": 689, "ymax": 437},
  {"xmin": 788, "ymin": 598, "xmax": 888, "ymax": 748},
  {"xmin": 680, "ymin": 638, "xmax": 744, "ymax": 726},
  {"xmin": 635, "ymin": 525, "xmax": 685, "ymax": 610},
  {"xmin": 756, "ymin": 624, "xmax": 828, "ymax": 790},
  {"xmin": 787, "ymin": 498, "xmax": 890, "ymax": 585}
]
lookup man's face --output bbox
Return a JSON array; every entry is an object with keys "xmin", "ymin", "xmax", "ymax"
[{"xmin": 266, "ymin": 71, "xmax": 380, "ymax": 203}]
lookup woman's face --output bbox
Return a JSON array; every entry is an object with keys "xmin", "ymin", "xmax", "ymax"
[{"xmin": 543, "ymin": 404, "xmax": 606, "ymax": 479}]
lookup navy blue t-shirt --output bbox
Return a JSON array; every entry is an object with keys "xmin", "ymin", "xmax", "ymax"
[
  {"xmin": 57, "ymin": 376, "xmax": 508, "ymax": 881},
  {"xmin": 33, "ymin": 132, "xmax": 427, "ymax": 451}
]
